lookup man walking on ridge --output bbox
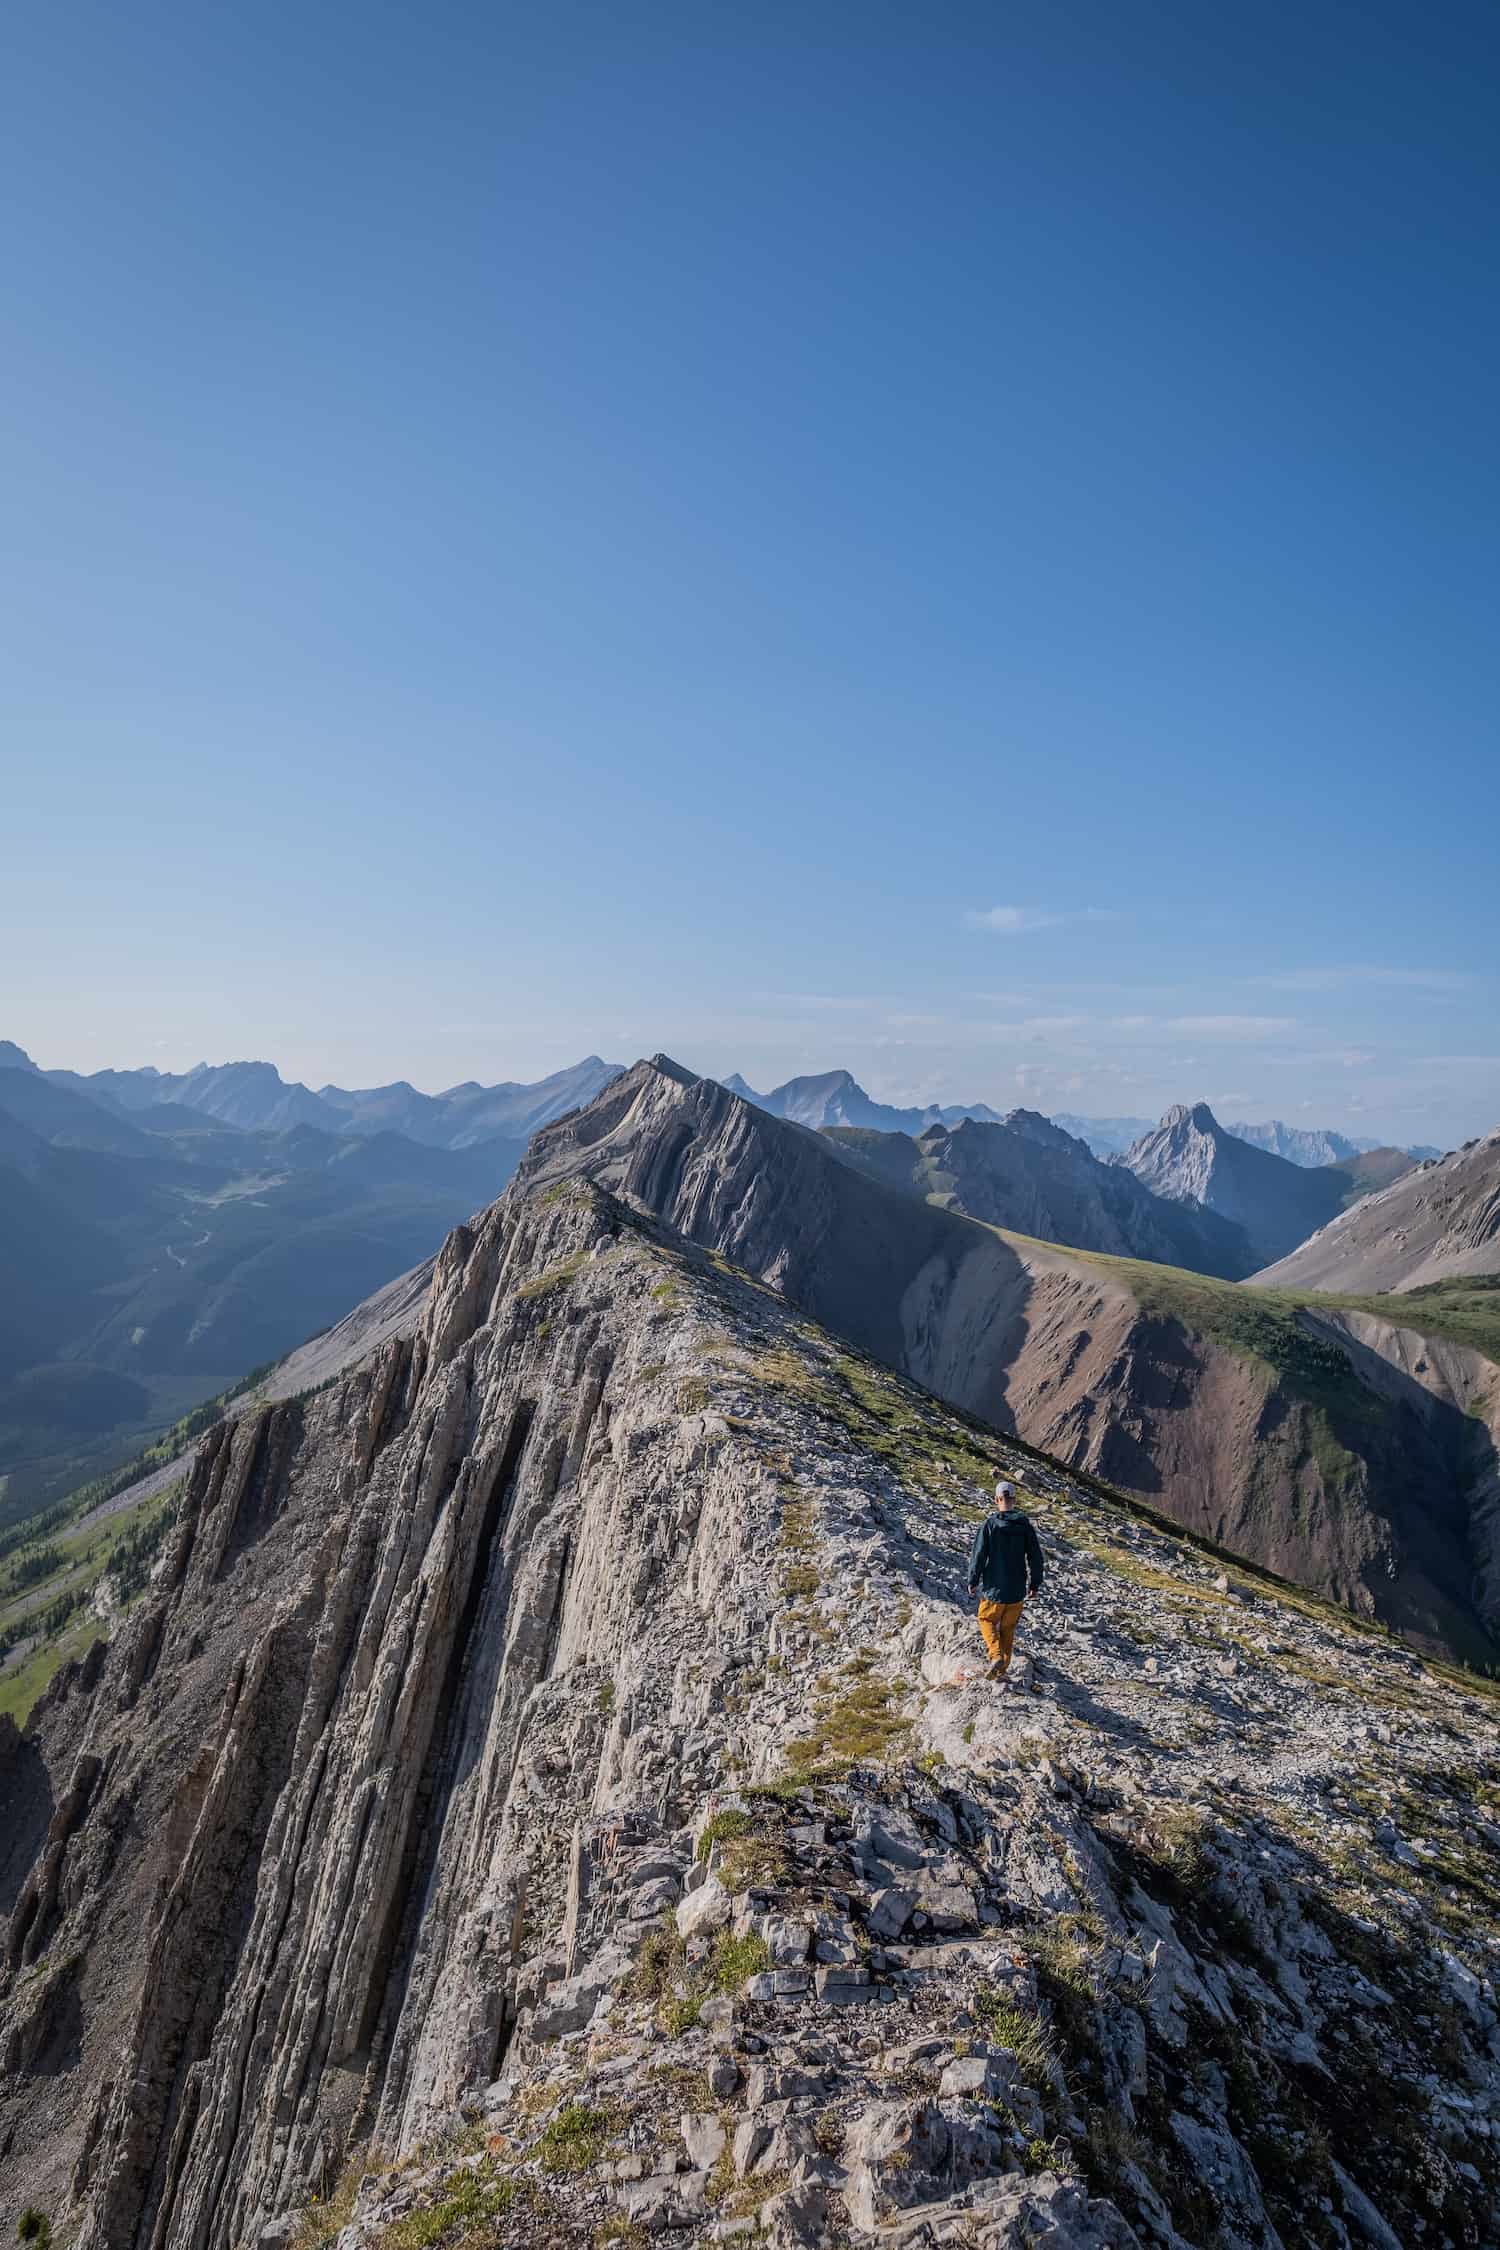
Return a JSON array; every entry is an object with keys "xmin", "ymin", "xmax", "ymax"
[{"xmin": 967, "ymin": 1479, "xmax": 1044, "ymax": 1682}]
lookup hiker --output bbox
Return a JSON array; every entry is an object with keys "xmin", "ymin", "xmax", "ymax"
[{"xmin": 966, "ymin": 1478, "xmax": 1044, "ymax": 1681}]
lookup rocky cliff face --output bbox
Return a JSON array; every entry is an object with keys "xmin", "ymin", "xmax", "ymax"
[
  {"xmin": 821, "ymin": 1115, "xmax": 1253, "ymax": 1278},
  {"xmin": 1253, "ymin": 1130, "xmax": 1500, "ymax": 1293},
  {"xmin": 3, "ymin": 1173, "xmax": 1498, "ymax": 2250},
  {"xmin": 516, "ymin": 1061, "xmax": 1500, "ymax": 1665}
]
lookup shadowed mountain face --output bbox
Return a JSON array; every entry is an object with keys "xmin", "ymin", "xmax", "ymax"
[
  {"xmin": 1118, "ymin": 1102, "xmax": 1415, "ymax": 1269},
  {"xmin": 518, "ymin": 1060, "xmax": 1500, "ymax": 1664},
  {"xmin": 1254, "ymin": 1129, "xmax": 1500, "ymax": 1293},
  {"xmin": 821, "ymin": 1112, "xmax": 1255, "ymax": 1277}
]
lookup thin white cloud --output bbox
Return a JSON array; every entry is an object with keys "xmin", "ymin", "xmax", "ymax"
[
  {"xmin": 964, "ymin": 905, "xmax": 1118, "ymax": 936},
  {"xmin": 1166, "ymin": 1014, "xmax": 1295, "ymax": 1039},
  {"xmin": 758, "ymin": 993, "xmax": 879, "ymax": 1011},
  {"xmin": 1264, "ymin": 1046, "xmax": 1377, "ymax": 1068},
  {"xmin": 1107, "ymin": 1013, "xmax": 1294, "ymax": 1042},
  {"xmin": 1245, "ymin": 965, "xmax": 1473, "ymax": 994}
]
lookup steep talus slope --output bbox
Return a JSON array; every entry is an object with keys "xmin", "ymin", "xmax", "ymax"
[
  {"xmin": 1119, "ymin": 1104, "xmax": 1407, "ymax": 1269},
  {"xmin": 3, "ymin": 1180, "xmax": 1498, "ymax": 2250},
  {"xmin": 822, "ymin": 1114, "xmax": 1253, "ymax": 1277},
  {"xmin": 1309, "ymin": 1306, "xmax": 1500, "ymax": 1638},
  {"xmin": 518, "ymin": 1061, "xmax": 1500, "ymax": 1663},
  {"xmin": 1253, "ymin": 1129, "xmax": 1500, "ymax": 1293}
]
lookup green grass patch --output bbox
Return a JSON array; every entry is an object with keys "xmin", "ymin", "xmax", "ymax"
[
  {"xmin": 0, "ymin": 1614, "xmax": 107, "ymax": 1726},
  {"xmin": 787, "ymin": 1670, "xmax": 909, "ymax": 1772},
  {"xmin": 997, "ymin": 1235, "xmax": 1500, "ymax": 1396},
  {"xmin": 973, "ymin": 1985, "xmax": 1057, "ymax": 2081},
  {"xmin": 380, "ymin": 2170, "xmax": 529, "ymax": 2249},
  {"xmin": 536, "ymin": 2102, "xmax": 617, "ymax": 2175},
  {"xmin": 697, "ymin": 1809, "xmax": 755, "ymax": 1861},
  {"xmin": 516, "ymin": 1251, "xmax": 592, "ymax": 1303}
]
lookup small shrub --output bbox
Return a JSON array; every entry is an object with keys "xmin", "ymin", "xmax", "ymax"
[
  {"xmin": 290, "ymin": 2156, "xmax": 371, "ymax": 2250},
  {"xmin": 697, "ymin": 1809, "xmax": 754, "ymax": 1861},
  {"xmin": 380, "ymin": 2164, "xmax": 523, "ymax": 2250},
  {"xmin": 17, "ymin": 2215, "xmax": 52, "ymax": 2250},
  {"xmin": 537, "ymin": 2101, "xmax": 615, "ymax": 2174},
  {"xmin": 630, "ymin": 1911, "xmax": 686, "ymax": 2000},
  {"xmin": 973, "ymin": 1985, "xmax": 1057, "ymax": 2082},
  {"xmin": 660, "ymin": 1991, "xmax": 703, "ymax": 2035},
  {"xmin": 704, "ymin": 1928, "xmax": 770, "ymax": 1993}
]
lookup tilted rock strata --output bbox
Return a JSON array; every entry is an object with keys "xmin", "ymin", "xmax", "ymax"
[{"xmin": 1, "ymin": 1178, "xmax": 1498, "ymax": 2250}]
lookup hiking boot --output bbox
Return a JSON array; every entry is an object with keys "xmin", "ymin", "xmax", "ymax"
[{"xmin": 986, "ymin": 1657, "xmax": 1009, "ymax": 1681}]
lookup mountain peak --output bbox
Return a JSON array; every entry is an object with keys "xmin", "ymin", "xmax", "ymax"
[
  {"xmin": 645, "ymin": 1052, "xmax": 697, "ymax": 1086},
  {"xmin": 1159, "ymin": 1100, "xmax": 1220, "ymax": 1133},
  {"xmin": 0, "ymin": 1038, "xmax": 39, "ymax": 1073}
]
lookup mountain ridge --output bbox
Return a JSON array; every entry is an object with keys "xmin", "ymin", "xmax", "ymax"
[
  {"xmin": 514, "ymin": 1059, "xmax": 1500, "ymax": 1664},
  {"xmin": 2, "ymin": 1164, "xmax": 1496, "ymax": 2250}
]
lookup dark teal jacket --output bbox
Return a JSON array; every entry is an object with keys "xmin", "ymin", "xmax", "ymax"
[{"xmin": 967, "ymin": 1511, "xmax": 1044, "ymax": 1602}]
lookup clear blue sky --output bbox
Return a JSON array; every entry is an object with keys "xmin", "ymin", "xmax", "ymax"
[{"xmin": 4, "ymin": 0, "xmax": 1496, "ymax": 1143}]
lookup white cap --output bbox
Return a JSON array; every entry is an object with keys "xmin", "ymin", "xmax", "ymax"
[{"xmin": 995, "ymin": 1479, "xmax": 1016, "ymax": 1501}]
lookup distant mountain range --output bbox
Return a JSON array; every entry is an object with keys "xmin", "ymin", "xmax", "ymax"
[
  {"xmin": 722, "ymin": 1070, "xmax": 1439, "ymax": 1167},
  {"xmin": 34, "ymin": 1050, "xmax": 621, "ymax": 1148},
  {"xmin": 722, "ymin": 1067, "xmax": 1003, "ymax": 1135},
  {"xmin": 0, "ymin": 1042, "xmax": 622, "ymax": 1522},
  {"xmin": 822, "ymin": 1109, "xmax": 1255, "ymax": 1277},
  {"xmin": 1051, "ymin": 1104, "xmax": 1440, "ymax": 1166}
]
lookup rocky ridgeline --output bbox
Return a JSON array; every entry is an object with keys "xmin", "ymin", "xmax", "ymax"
[{"xmin": 1, "ymin": 1181, "xmax": 1498, "ymax": 2250}]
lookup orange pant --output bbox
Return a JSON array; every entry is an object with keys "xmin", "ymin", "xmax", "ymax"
[{"xmin": 978, "ymin": 1598, "xmax": 1025, "ymax": 1671}]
